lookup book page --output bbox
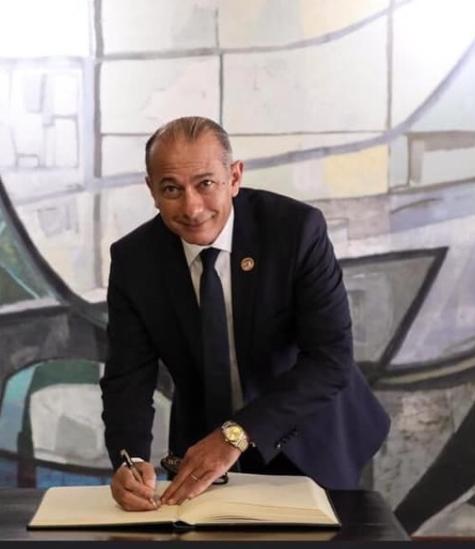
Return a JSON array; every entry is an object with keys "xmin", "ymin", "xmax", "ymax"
[
  {"xmin": 29, "ymin": 483, "xmax": 179, "ymax": 528},
  {"xmin": 29, "ymin": 474, "xmax": 338, "ymax": 528},
  {"xmin": 179, "ymin": 473, "xmax": 338, "ymax": 526}
]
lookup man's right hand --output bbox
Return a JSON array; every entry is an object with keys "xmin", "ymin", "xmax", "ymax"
[{"xmin": 110, "ymin": 461, "xmax": 158, "ymax": 511}]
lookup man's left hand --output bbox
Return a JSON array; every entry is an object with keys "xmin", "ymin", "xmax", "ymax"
[{"xmin": 159, "ymin": 429, "xmax": 241, "ymax": 505}]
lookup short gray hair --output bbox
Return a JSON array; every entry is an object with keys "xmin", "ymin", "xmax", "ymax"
[{"xmin": 145, "ymin": 116, "xmax": 233, "ymax": 175}]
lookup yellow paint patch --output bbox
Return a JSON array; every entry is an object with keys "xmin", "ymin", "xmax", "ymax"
[
  {"xmin": 322, "ymin": 145, "xmax": 388, "ymax": 198},
  {"xmin": 300, "ymin": 0, "xmax": 389, "ymax": 38}
]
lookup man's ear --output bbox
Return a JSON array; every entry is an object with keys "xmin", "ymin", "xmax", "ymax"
[{"xmin": 230, "ymin": 160, "xmax": 243, "ymax": 197}]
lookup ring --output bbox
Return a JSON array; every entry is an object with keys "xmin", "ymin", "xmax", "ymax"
[{"xmin": 190, "ymin": 473, "xmax": 199, "ymax": 481}]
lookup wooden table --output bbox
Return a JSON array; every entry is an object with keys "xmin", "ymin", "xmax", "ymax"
[{"xmin": 0, "ymin": 488, "xmax": 409, "ymax": 542}]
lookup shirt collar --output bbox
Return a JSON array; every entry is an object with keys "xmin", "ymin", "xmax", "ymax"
[{"xmin": 181, "ymin": 207, "xmax": 234, "ymax": 267}]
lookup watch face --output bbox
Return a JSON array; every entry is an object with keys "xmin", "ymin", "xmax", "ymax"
[{"xmin": 226, "ymin": 425, "xmax": 242, "ymax": 442}]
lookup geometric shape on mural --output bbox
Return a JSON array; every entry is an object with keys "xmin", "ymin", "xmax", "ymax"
[
  {"xmin": 102, "ymin": 0, "xmax": 217, "ymax": 53},
  {"xmin": 0, "ymin": 360, "xmax": 109, "ymax": 487},
  {"xmin": 28, "ymin": 361, "xmax": 105, "ymax": 466},
  {"xmin": 224, "ymin": 16, "xmax": 387, "ymax": 134},
  {"xmin": 395, "ymin": 400, "xmax": 475, "ymax": 535},
  {"xmin": 0, "ymin": 358, "xmax": 171, "ymax": 488},
  {"xmin": 322, "ymin": 145, "xmax": 388, "ymax": 197},
  {"xmin": 413, "ymin": 40, "xmax": 475, "ymax": 133},
  {"xmin": 100, "ymin": 57, "xmax": 220, "ymax": 135},
  {"xmin": 0, "ymin": 367, "xmax": 36, "ymax": 454},
  {"xmin": 0, "ymin": 215, "xmax": 50, "ymax": 308},
  {"xmin": 0, "ymin": 176, "xmax": 104, "ymax": 319},
  {"xmin": 218, "ymin": 0, "xmax": 389, "ymax": 49},
  {"xmin": 341, "ymin": 247, "xmax": 447, "ymax": 381},
  {"xmin": 0, "ymin": 265, "xmax": 34, "ymax": 306},
  {"xmin": 391, "ymin": 0, "xmax": 475, "ymax": 127},
  {"xmin": 377, "ymin": 349, "xmax": 475, "ymax": 391},
  {"xmin": 407, "ymin": 132, "xmax": 475, "ymax": 187}
]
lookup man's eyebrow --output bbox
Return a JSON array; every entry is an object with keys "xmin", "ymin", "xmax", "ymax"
[
  {"xmin": 158, "ymin": 172, "xmax": 215, "ymax": 185},
  {"xmin": 158, "ymin": 176, "xmax": 180, "ymax": 185},
  {"xmin": 191, "ymin": 172, "xmax": 215, "ymax": 181}
]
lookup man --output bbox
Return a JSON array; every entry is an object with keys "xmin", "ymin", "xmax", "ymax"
[{"xmin": 101, "ymin": 116, "xmax": 390, "ymax": 511}]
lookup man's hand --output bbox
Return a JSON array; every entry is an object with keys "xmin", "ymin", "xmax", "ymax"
[
  {"xmin": 110, "ymin": 461, "xmax": 158, "ymax": 511},
  {"xmin": 160, "ymin": 429, "xmax": 241, "ymax": 505}
]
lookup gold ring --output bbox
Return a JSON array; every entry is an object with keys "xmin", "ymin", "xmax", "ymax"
[{"xmin": 190, "ymin": 473, "xmax": 199, "ymax": 481}]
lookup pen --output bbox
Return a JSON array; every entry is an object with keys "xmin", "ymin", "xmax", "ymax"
[{"xmin": 120, "ymin": 448, "xmax": 158, "ymax": 507}]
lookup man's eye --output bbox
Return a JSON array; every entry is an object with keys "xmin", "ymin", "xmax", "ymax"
[
  {"xmin": 199, "ymin": 179, "xmax": 215, "ymax": 191},
  {"xmin": 162, "ymin": 186, "xmax": 181, "ymax": 197}
]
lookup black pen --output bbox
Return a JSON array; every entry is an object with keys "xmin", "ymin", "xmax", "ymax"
[{"xmin": 120, "ymin": 449, "xmax": 158, "ymax": 507}]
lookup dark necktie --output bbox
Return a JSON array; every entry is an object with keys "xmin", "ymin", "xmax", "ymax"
[{"xmin": 199, "ymin": 247, "xmax": 233, "ymax": 430}]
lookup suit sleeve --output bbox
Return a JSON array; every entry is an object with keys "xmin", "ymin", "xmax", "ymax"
[
  {"xmin": 100, "ymin": 243, "xmax": 159, "ymax": 470},
  {"xmin": 233, "ymin": 208, "xmax": 353, "ymax": 463}
]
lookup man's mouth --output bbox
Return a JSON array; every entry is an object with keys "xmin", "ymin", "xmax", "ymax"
[{"xmin": 179, "ymin": 218, "xmax": 212, "ymax": 229}]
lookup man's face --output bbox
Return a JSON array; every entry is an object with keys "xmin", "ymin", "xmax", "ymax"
[{"xmin": 146, "ymin": 132, "xmax": 243, "ymax": 245}]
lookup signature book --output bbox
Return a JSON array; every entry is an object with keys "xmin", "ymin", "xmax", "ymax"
[{"xmin": 28, "ymin": 472, "xmax": 340, "ymax": 530}]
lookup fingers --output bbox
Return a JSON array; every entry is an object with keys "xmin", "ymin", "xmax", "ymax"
[
  {"xmin": 113, "ymin": 487, "xmax": 158, "ymax": 511},
  {"xmin": 136, "ymin": 461, "xmax": 157, "ymax": 490},
  {"xmin": 161, "ymin": 467, "xmax": 216, "ymax": 505},
  {"xmin": 110, "ymin": 463, "xmax": 158, "ymax": 511},
  {"xmin": 188, "ymin": 470, "xmax": 217, "ymax": 499},
  {"xmin": 159, "ymin": 458, "xmax": 197, "ymax": 504},
  {"xmin": 160, "ymin": 454, "xmax": 227, "ymax": 505},
  {"xmin": 160, "ymin": 430, "xmax": 241, "ymax": 505},
  {"xmin": 167, "ymin": 469, "xmax": 218, "ymax": 505}
]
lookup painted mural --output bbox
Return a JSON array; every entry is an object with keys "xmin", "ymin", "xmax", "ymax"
[{"xmin": 1, "ymin": 0, "xmax": 475, "ymax": 537}]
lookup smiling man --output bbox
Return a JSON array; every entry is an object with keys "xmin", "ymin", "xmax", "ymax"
[
  {"xmin": 145, "ymin": 126, "xmax": 241, "ymax": 246},
  {"xmin": 100, "ymin": 116, "xmax": 390, "ymax": 511}
]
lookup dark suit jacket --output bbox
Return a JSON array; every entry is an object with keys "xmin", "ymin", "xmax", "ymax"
[{"xmin": 101, "ymin": 188, "xmax": 390, "ymax": 489}]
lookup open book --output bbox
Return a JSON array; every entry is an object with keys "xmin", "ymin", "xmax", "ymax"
[{"xmin": 28, "ymin": 472, "xmax": 340, "ymax": 529}]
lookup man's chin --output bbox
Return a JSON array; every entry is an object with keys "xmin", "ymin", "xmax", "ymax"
[
  {"xmin": 184, "ymin": 236, "xmax": 215, "ymax": 246},
  {"xmin": 179, "ymin": 227, "xmax": 216, "ymax": 246}
]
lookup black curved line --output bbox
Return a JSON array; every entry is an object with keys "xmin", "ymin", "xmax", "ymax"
[
  {"xmin": 345, "ymin": 244, "xmax": 475, "ymax": 390},
  {"xmin": 373, "ymin": 344, "xmax": 475, "ymax": 390},
  {"xmin": 0, "ymin": 177, "xmax": 105, "ymax": 328},
  {"xmin": 378, "ymin": 247, "xmax": 448, "ymax": 369},
  {"xmin": 244, "ymin": 33, "xmax": 475, "ymax": 169},
  {"xmin": 375, "ymin": 365, "xmax": 475, "ymax": 391},
  {"xmin": 381, "ymin": 346, "xmax": 475, "ymax": 379},
  {"xmin": 395, "ymin": 400, "xmax": 475, "ymax": 534},
  {"xmin": 390, "ymin": 198, "xmax": 441, "ymax": 215},
  {"xmin": 0, "ymin": 326, "xmax": 107, "ymax": 419},
  {"xmin": 341, "ymin": 247, "xmax": 448, "ymax": 383}
]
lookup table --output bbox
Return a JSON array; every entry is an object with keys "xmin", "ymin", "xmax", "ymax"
[{"xmin": 0, "ymin": 488, "xmax": 409, "ymax": 541}]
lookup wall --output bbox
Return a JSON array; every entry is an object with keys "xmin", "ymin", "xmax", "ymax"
[{"xmin": 1, "ymin": 0, "xmax": 475, "ymax": 536}]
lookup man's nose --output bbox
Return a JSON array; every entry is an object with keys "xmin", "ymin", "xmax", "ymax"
[{"xmin": 182, "ymin": 189, "xmax": 204, "ymax": 219}]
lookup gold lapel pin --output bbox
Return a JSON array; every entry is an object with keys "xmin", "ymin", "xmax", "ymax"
[{"xmin": 240, "ymin": 257, "xmax": 255, "ymax": 272}]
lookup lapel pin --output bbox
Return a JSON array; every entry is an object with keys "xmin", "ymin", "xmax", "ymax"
[{"xmin": 240, "ymin": 257, "xmax": 255, "ymax": 272}]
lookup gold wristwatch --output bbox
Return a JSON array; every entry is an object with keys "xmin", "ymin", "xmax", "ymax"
[{"xmin": 221, "ymin": 421, "xmax": 250, "ymax": 452}]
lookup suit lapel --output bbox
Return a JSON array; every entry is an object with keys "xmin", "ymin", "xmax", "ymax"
[
  {"xmin": 231, "ymin": 192, "xmax": 260, "ymax": 394},
  {"xmin": 154, "ymin": 217, "xmax": 202, "ymax": 368}
]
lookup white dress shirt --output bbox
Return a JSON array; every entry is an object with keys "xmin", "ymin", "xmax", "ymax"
[{"xmin": 181, "ymin": 207, "xmax": 244, "ymax": 412}]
